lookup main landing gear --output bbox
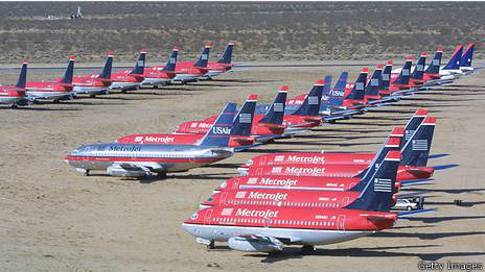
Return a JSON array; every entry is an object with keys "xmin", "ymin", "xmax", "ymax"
[{"xmin": 207, "ymin": 240, "xmax": 215, "ymax": 250}]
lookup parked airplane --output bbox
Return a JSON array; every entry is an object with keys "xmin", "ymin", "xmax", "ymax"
[
  {"xmin": 26, "ymin": 56, "xmax": 75, "ymax": 101},
  {"xmin": 460, "ymin": 43, "xmax": 475, "ymax": 75},
  {"xmin": 439, "ymin": 44, "xmax": 464, "ymax": 79},
  {"xmin": 72, "ymin": 52, "xmax": 113, "ymax": 97},
  {"xmin": 65, "ymin": 103, "xmax": 236, "ymax": 177},
  {"xmin": 109, "ymin": 50, "xmax": 146, "ymax": 91},
  {"xmin": 240, "ymin": 115, "xmax": 436, "ymax": 181},
  {"xmin": 116, "ymin": 94, "xmax": 258, "ymax": 150},
  {"xmin": 171, "ymin": 43, "xmax": 211, "ymax": 83},
  {"xmin": 202, "ymin": 42, "xmax": 235, "ymax": 79},
  {"xmin": 175, "ymin": 80, "xmax": 323, "ymax": 137},
  {"xmin": 140, "ymin": 48, "xmax": 178, "ymax": 88},
  {"xmin": 0, "ymin": 61, "xmax": 29, "ymax": 108},
  {"xmin": 183, "ymin": 151, "xmax": 405, "ymax": 252},
  {"xmin": 203, "ymin": 136, "xmax": 403, "ymax": 210}
]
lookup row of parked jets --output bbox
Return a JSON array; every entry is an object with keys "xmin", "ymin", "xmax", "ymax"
[
  {"xmin": 0, "ymin": 42, "xmax": 235, "ymax": 107},
  {"xmin": 61, "ymin": 43, "xmax": 476, "ymax": 254}
]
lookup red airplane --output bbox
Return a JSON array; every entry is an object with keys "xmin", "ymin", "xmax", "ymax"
[
  {"xmin": 183, "ymin": 151, "xmax": 408, "ymax": 252},
  {"xmin": 116, "ymin": 94, "xmax": 258, "ymax": 150},
  {"xmin": 0, "ymin": 61, "xmax": 28, "ymax": 108},
  {"xmin": 140, "ymin": 48, "xmax": 179, "ymax": 88},
  {"xmin": 71, "ymin": 52, "xmax": 113, "ymax": 97},
  {"xmin": 174, "ymin": 80, "xmax": 325, "ymax": 139},
  {"xmin": 171, "ymin": 43, "xmax": 212, "ymax": 83},
  {"xmin": 109, "ymin": 50, "xmax": 146, "ymax": 91},
  {"xmin": 202, "ymin": 42, "xmax": 235, "ymax": 79},
  {"xmin": 242, "ymin": 117, "xmax": 436, "ymax": 182},
  {"xmin": 239, "ymin": 108, "xmax": 427, "ymax": 169},
  {"xmin": 26, "ymin": 56, "xmax": 75, "ymax": 102}
]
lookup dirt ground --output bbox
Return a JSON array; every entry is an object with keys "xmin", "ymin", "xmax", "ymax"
[{"xmin": 0, "ymin": 63, "xmax": 484, "ymax": 271}]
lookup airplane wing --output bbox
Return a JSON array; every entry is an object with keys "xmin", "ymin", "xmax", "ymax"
[
  {"xmin": 396, "ymin": 192, "xmax": 426, "ymax": 199},
  {"xmin": 227, "ymin": 234, "xmax": 293, "ymax": 252},
  {"xmin": 108, "ymin": 162, "xmax": 164, "ymax": 177}
]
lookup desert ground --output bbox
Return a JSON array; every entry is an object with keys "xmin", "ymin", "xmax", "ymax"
[{"xmin": 0, "ymin": 61, "xmax": 484, "ymax": 271}]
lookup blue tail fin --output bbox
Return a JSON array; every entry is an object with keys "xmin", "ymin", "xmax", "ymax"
[
  {"xmin": 194, "ymin": 43, "xmax": 211, "ymax": 68},
  {"xmin": 291, "ymin": 79, "xmax": 324, "ymax": 116},
  {"xmin": 425, "ymin": 48, "xmax": 443, "ymax": 74},
  {"xmin": 199, "ymin": 103, "xmax": 237, "ymax": 147},
  {"xmin": 162, "ymin": 48, "xmax": 179, "ymax": 72},
  {"xmin": 365, "ymin": 65, "xmax": 382, "ymax": 97},
  {"xmin": 394, "ymin": 57, "xmax": 413, "ymax": 86},
  {"xmin": 99, "ymin": 52, "xmax": 113, "ymax": 79},
  {"xmin": 353, "ymin": 129, "xmax": 402, "ymax": 183},
  {"xmin": 443, "ymin": 44, "xmax": 463, "ymax": 70},
  {"xmin": 62, "ymin": 56, "xmax": 76, "ymax": 84},
  {"xmin": 346, "ymin": 150, "xmax": 401, "ymax": 212},
  {"xmin": 131, "ymin": 50, "xmax": 146, "ymax": 75},
  {"xmin": 402, "ymin": 108, "xmax": 428, "ymax": 147},
  {"xmin": 230, "ymin": 94, "xmax": 257, "ymax": 137},
  {"xmin": 401, "ymin": 116, "xmax": 436, "ymax": 166},
  {"xmin": 411, "ymin": 52, "xmax": 427, "ymax": 80},
  {"xmin": 260, "ymin": 86, "xmax": 287, "ymax": 125},
  {"xmin": 319, "ymin": 76, "xmax": 333, "ymax": 111},
  {"xmin": 217, "ymin": 42, "xmax": 234, "ymax": 64},
  {"xmin": 346, "ymin": 68, "xmax": 368, "ymax": 100},
  {"xmin": 460, "ymin": 43, "xmax": 474, "ymax": 68},
  {"xmin": 325, "ymin": 72, "xmax": 347, "ymax": 108},
  {"xmin": 15, "ymin": 61, "xmax": 28, "ymax": 88},
  {"xmin": 379, "ymin": 61, "xmax": 393, "ymax": 91}
]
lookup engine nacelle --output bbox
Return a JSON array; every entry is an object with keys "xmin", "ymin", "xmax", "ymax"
[
  {"xmin": 228, "ymin": 236, "xmax": 283, "ymax": 252},
  {"xmin": 107, "ymin": 165, "xmax": 149, "ymax": 177}
]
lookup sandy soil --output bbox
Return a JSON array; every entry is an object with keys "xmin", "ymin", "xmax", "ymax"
[{"xmin": 0, "ymin": 64, "xmax": 484, "ymax": 271}]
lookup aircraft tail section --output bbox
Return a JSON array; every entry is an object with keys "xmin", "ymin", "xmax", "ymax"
[
  {"xmin": 162, "ymin": 47, "xmax": 179, "ymax": 72},
  {"xmin": 403, "ymin": 108, "xmax": 428, "ymax": 147},
  {"xmin": 194, "ymin": 43, "xmax": 212, "ymax": 68},
  {"xmin": 131, "ymin": 50, "xmax": 146, "ymax": 75},
  {"xmin": 394, "ymin": 57, "xmax": 413, "ymax": 86},
  {"xmin": 425, "ymin": 48, "xmax": 443, "ymax": 74},
  {"xmin": 199, "ymin": 103, "xmax": 237, "ymax": 147},
  {"xmin": 15, "ymin": 61, "xmax": 28, "ymax": 88},
  {"xmin": 61, "ymin": 56, "xmax": 76, "ymax": 84},
  {"xmin": 217, "ymin": 42, "xmax": 234, "ymax": 64},
  {"xmin": 460, "ymin": 43, "xmax": 474, "ymax": 68},
  {"xmin": 99, "ymin": 51, "xmax": 113, "ymax": 79},
  {"xmin": 365, "ymin": 65, "xmax": 382, "ymax": 97},
  {"xmin": 327, "ymin": 72, "xmax": 347, "ymax": 107},
  {"xmin": 346, "ymin": 68, "xmax": 368, "ymax": 100},
  {"xmin": 401, "ymin": 116, "xmax": 436, "ymax": 167},
  {"xmin": 411, "ymin": 52, "xmax": 427, "ymax": 80},
  {"xmin": 259, "ymin": 86, "xmax": 287, "ymax": 125},
  {"xmin": 291, "ymin": 79, "xmax": 324, "ymax": 117},
  {"xmin": 346, "ymin": 150, "xmax": 400, "ymax": 212},
  {"xmin": 379, "ymin": 61, "xmax": 392, "ymax": 91},
  {"xmin": 443, "ymin": 44, "xmax": 463, "ymax": 70},
  {"xmin": 230, "ymin": 94, "xmax": 257, "ymax": 137}
]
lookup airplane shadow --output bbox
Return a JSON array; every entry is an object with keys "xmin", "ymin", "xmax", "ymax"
[
  {"xmin": 247, "ymin": 244, "xmax": 485, "ymax": 263},
  {"xmin": 425, "ymin": 200, "xmax": 485, "ymax": 207},
  {"xmin": 433, "ymin": 164, "xmax": 460, "ymax": 171},
  {"xmin": 372, "ymin": 231, "xmax": 485, "ymax": 240},
  {"xmin": 405, "ymin": 215, "xmax": 485, "ymax": 224},
  {"xmin": 402, "ymin": 187, "xmax": 485, "ymax": 194},
  {"xmin": 3, "ymin": 107, "xmax": 84, "ymax": 111},
  {"xmin": 428, "ymin": 153, "xmax": 450, "ymax": 159}
]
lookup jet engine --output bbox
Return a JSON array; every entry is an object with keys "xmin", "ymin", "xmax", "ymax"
[{"xmin": 228, "ymin": 236, "xmax": 284, "ymax": 252}]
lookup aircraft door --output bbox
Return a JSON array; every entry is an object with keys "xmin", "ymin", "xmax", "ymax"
[
  {"xmin": 204, "ymin": 209, "xmax": 213, "ymax": 224},
  {"xmin": 341, "ymin": 197, "xmax": 351, "ymax": 208},
  {"xmin": 221, "ymin": 192, "xmax": 229, "ymax": 205},
  {"xmin": 337, "ymin": 215, "xmax": 346, "ymax": 231}
]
